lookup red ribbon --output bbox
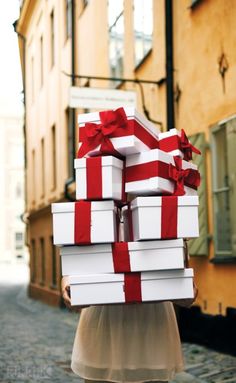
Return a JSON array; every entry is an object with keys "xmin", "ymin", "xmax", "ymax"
[
  {"xmin": 78, "ymin": 107, "xmax": 159, "ymax": 158},
  {"xmin": 158, "ymin": 129, "xmax": 201, "ymax": 161},
  {"xmin": 78, "ymin": 108, "xmax": 128, "ymax": 158},
  {"xmin": 161, "ymin": 196, "xmax": 178, "ymax": 239},
  {"xmin": 124, "ymin": 273, "xmax": 142, "ymax": 303},
  {"xmin": 86, "ymin": 157, "xmax": 102, "ymax": 199},
  {"xmin": 74, "ymin": 201, "xmax": 91, "ymax": 244},
  {"xmin": 168, "ymin": 156, "xmax": 200, "ymax": 195},
  {"xmin": 180, "ymin": 129, "xmax": 201, "ymax": 161},
  {"xmin": 112, "ymin": 242, "xmax": 131, "ymax": 272},
  {"xmin": 126, "ymin": 158, "xmax": 200, "ymax": 195}
]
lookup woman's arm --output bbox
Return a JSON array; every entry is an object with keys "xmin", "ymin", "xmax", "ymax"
[
  {"xmin": 173, "ymin": 280, "xmax": 198, "ymax": 308},
  {"xmin": 61, "ymin": 276, "xmax": 72, "ymax": 309}
]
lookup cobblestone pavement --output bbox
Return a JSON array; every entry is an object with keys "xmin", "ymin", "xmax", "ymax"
[{"xmin": 0, "ymin": 262, "xmax": 236, "ymax": 383}]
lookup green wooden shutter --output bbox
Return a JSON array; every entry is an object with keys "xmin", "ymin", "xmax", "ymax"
[
  {"xmin": 188, "ymin": 132, "xmax": 209, "ymax": 256},
  {"xmin": 226, "ymin": 118, "xmax": 236, "ymax": 256}
]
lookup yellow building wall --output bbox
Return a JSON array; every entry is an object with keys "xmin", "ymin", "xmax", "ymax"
[{"xmin": 173, "ymin": 0, "xmax": 236, "ymax": 315}]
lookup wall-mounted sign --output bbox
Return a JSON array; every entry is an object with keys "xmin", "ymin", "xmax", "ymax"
[{"xmin": 69, "ymin": 86, "xmax": 136, "ymax": 109}]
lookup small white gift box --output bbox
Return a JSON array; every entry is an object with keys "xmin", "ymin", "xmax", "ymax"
[
  {"xmin": 158, "ymin": 128, "xmax": 201, "ymax": 161},
  {"xmin": 125, "ymin": 196, "xmax": 199, "ymax": 241},
  {"xmin": 60, "ymin": 239, "xmax": 185, "ymax": 276},
  {"xmin": 74, "ymin": 156, "xmax": 124, "ymax": 201},
  {"xmin": 77, "ymin": 107, "xmax": 159, "ymax": 158},
  {"xmin": 69, "ymin": 268, "xmax": 194, "ymax": 306},
  {"xmin": 51, "ymin": 201, "xmax": 118, "ymax": 245},
  {"xmin": 125, "ymin": 149, "xmax": 199, "ymax": 196}
]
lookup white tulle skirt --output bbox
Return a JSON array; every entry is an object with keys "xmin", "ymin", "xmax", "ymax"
[{"xmin": 71, "ymin": 302, "xmax": 184, "ymax": 383}]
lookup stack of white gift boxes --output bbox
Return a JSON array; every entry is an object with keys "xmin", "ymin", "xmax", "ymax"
[{"xmin": 51, "ymin": 107, "xmax": 201, "ymax": 306}]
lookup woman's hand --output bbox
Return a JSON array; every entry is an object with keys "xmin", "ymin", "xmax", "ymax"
[{"xmin": 61, "ymin": 276, "xmax": 72, "ymax": 309}]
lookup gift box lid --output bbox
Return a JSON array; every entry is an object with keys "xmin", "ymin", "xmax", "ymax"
[
  {"xmin": 60, "ymin": 239, "xmax": 184, "ymax": 256},
  {"xmin": 51, "ymin": 200, "xmax": 115, "ymax": 214},
  {"xmin": 158, "ymin": 128, "xmax": 180, "ymax": 139},
  {"xmin": 69, "ymin": 268, "xmax": 194, "ymax": 285},
  {"xmin": 74, "ymin": 156, "xmax": 123, "ymax": 170},
  {"xmin": 131, "ymin": 196, "xmax": 199, "ymax": 209},
  {"xmin": 78, "ymin": 107, "xmax": 159, "ymax": 138},
  {"xmin": 60, "ymin": 243, "xmax": 112, "ymax": 256},
  {"xmin": 126, "ymin": 148, "xmax": 197, "ymax": 171}
]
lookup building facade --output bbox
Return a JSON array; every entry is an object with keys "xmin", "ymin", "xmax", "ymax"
[
  {"xmin": 16, "ymin": 0, "xmax": 236, "ymax": 313},
  {"xmin": 0, "ymin": 102, "xmax": 28, "ymax": 263}
]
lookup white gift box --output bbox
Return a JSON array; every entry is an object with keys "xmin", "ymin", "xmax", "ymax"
[
  {"xmin": 74, "ymin": 156, "xmax": 124, "ymax": 201},
  {"xmin": 158, "ymin": 129, "xmax": 183, "ymax": 158},
  {"xmin": 126, "ymin": 196, "xmax": 199, "ymax": 241},
  {"xmin": 158, "ymin": 128, "xmax": 201, "ymax": 161},
  {"xmin": 51, "ymin": 201, "xmax": 118, "ymax": 245},
  {"xmin": 125, "ymin": 149, "xmax": 199, "ymax": 196},
  {"xmin": 60, "ymin": 239, "xmax": 185, "ymax": 276},
  {"xmin": 77, "ymin": 107, "xmax": 159, "ymax": 157},
  {"xmin": 69, "ymin": 268, "xmax": 194, "ymax": 306}
]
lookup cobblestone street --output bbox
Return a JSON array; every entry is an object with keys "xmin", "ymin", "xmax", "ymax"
[{"xmin": 0, "ymin": 263, "xmax": 236, "ymax": 383}]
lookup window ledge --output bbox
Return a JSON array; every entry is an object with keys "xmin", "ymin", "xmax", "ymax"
[{"xmin": 210, "ymin": 256, "xmax": 236, "ymax": 264}]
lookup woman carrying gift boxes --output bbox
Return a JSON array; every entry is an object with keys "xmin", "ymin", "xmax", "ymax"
[{"xmin": 52, "ymin": 107, "xmax": 199, "ymax": 383}]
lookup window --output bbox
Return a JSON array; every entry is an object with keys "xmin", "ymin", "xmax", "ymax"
[
  {"xmin": 108, "ymin": 0, "xmax": 124, "ymax": 83},
  {"xmin": 66, "ymin": 108, "xmax": 74, "ymax": 178},
  {"xmin": 51, "ymin": 125, "xmax": 56, "ymax": 190},
  {"xmin": 41, "ymin": 138, "xmax": 45, "ymax": 197},
  {"xmin": 50, "ymin": 10, "xmax": 55, "ymax": 67},
  {"xmin": 51, "ymin": 236, "xmax": 57, "ymax": 287},
  {"xmin": 211, "ymin": 120, "xmax": 236, "ymax": 258},
  {"xmin": 31, "ymin": 239, "xmax": 36, "ymax": 282},
  {"xmin": 40, "ymin": 237, "xmax": 46, "ymax": 284},
  {"xmin": 40, "ymin": 35, "xmax": 44, "ymax": 87},
  {"xmin": 32, "ymin": 149, "xmax": 36, "ymax": 204},
  {"xmin": 65, "ymin": 0, "xmax": 72, "ymax": 39},
  {"xmin": 15, "ymin": 232, "xmax": 23, "ymax": 250},
  {"xmin": 134, "ymin": 0, "xmax": 153, "ymax": 67},
  {"xmin": 16, "ymin": 182, "xmax": 22, "ymax": 198}
]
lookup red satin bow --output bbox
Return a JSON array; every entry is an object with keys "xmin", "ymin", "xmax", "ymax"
[
  {"xmin": 169, "ymin": 156, "xmax": 200, "ymax": 195},
  {"xmin": 180, "ymin": 129, "xmax": 201, "ymax": 161},
  {"xmin": 77, "ymin": 107, "xmax": 128, "ymax": 158}
]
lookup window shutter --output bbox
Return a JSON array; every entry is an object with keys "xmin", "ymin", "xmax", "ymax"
[
  {"xmin": 188, "ymin": 132, "xmax": 209, "ymax": 256},
  {"xmin": 226, "ymin": 118, "xmax": 236, "ymax": 256}
]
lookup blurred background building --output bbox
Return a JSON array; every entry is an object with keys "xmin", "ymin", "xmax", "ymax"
[
  {"xmin": 0, "ymin": 102, "xmax": 28, "ymax": 264},
  {"xmin": 15, "ymin": 0, "xmax": 236, "ymax": 316}
]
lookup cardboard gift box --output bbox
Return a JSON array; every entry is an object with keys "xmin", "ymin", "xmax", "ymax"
[
  {"xmin": 125, "ymin": 149, "xmax": 200, "ymax": 196},
  {"xmin": 124, "ymin": 196, "xmax": 199, "ymax": 241},
  {"xmin": 69, "ymin": 268, "xmax": 194, "ymax": 306},
  {"xmin": 51, "ymin": 200, "xmax": 118, "ymax": 245},
  {"xmin": 158, "ymin": 128, "xmax": 201, "ymax": 161},
  {"xmin": 60, "ymin": 239, "xmax": 185, "ymax": 276},
  {"xmin": 74, "ymin": 156, "xmax": 124, "ymax": 201},
  {"xmin": 77, "ymin": 107, "xmax": 159, "ymax": 158}
]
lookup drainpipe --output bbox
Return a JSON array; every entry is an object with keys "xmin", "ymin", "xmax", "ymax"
[
  {"xmin": 13, "ymin": 20, "xmax": 28, "ymax": 221},
  {"xmin": 64, "ymin": 0, "xmax": 76, "ymax": 201},
  {"xmin": 165, "ymin": 0, "xmax": 175, "ymax": 130}
]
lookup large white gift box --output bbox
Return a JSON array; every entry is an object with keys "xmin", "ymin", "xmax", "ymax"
[
  {"xmin": 51, "ymin": 200, "xmax": 118, "ymax": 245},
  {"xmin": 125, "ymin": 149, "xmax": 200, "ymax": 196},
  {"xmin": 125, "ymin": 196, "xmax": 199, "ymax": 241},
  {"xmin": 60, "ymin": 239, "xmax": 185, "ymax": 276},
  {"xmin": 74, "ymin": 156, "xmax": 124, "ymax": 201},
  {"xmin": 158, "ymin": 128, "xmax": 201, "ymax": 161},
  {"xmin": 77, "ymin": 107, "xmax": 159, "ymax": 158},
  {"xmin": 69, "ymin": 268, "xmax": 194, "ymax": 306}
]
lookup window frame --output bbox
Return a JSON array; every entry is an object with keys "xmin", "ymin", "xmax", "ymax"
[{"xmin": 211, "ymin": 123, "xmax": 232, "ymax": 258}]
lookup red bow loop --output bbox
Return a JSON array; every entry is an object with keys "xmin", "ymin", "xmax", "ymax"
[
  {"xmin": 180, "ymin": 129, "xmax": 201, "ymax": 161},
  {"xmin": 168, "ymin": 157, "xmax": 190, "ymax": 195},
  {"xmin": 77, "ymin": 107, "xmax": 128, "ymax": 158}
]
